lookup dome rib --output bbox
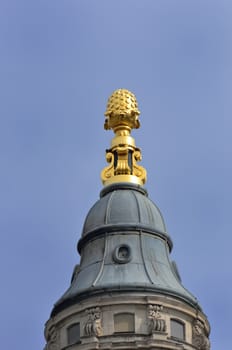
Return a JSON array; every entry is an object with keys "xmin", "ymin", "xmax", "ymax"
[
  {"xmin": 131, "ymin": 190, "xmax": 141, "ymax": 223},
  {"xmin": 105, "ymin": 190, "xmax": 115, "ymax": 224}
]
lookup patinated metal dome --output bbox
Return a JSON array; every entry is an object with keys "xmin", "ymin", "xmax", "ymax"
[
  {"xmin": 80, "ymin": 183, "xmax": 170, "ymax": 248},
  {"xmin": 52, "ymin": 183, "xmax": 199, "ymax": 317}
]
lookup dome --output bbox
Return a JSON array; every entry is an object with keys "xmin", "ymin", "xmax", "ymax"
[
  {"xmin": 79, "ymin": 183, "xmax": 172, "ymax": 252},
  {"xmin": 53, "ymin": 183, "xmax": 199, "ymax": 316}
]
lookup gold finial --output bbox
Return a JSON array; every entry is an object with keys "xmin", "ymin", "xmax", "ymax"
[
  {"xmin": 101, "ymin": 89, "xmax": 147, "ymax": 186},
  {"xmin": 104, "ymin": 89, "xmax": 140, "ymax": 131}
]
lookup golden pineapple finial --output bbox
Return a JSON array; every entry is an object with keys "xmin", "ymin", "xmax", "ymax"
[{"xmin": 101, "ymin": 89, "xmax": 147, "ymax": 186}]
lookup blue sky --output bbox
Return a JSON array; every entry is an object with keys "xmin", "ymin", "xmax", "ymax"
[{"xmin": 1, "ymin": 1, "xmax": 231, "ymax": 349}]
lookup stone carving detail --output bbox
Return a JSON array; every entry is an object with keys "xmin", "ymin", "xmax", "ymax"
[
  {"xmin": 84, "ymin": 307, "xmax": 103, "ymax": 337},
  {"xmin": 44, "ymin": 325, "xmax": 59, "ymax": 350},
  {"xmin": 147, "ymin": 304, "xmax": 166, "ymax": 334},
  {"xmin": 192, "ymin": 319, "xmax": 210, "ymax": 350}
]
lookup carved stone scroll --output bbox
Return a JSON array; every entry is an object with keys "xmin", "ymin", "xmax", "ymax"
[
  {"xmin": 192, "ymin": 319, "xmax": 210, "ymax": 350},
  {"xmin": 147, "ymin": 304, "xmax": 166, "ymax": 334},
  {"xmin": 84, "ymin": 307, "xmax": 103, "ymax": 337},
  {"xmin": 44, "ymin": 325, "xmax": 60, "ymax": 350}
]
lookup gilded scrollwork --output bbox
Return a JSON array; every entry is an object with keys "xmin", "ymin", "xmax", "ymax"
[
  {"xmin": 84, "ymin": 307, "xmax": 103, "ymax": 337},
  {"xmin": 101, "ymin": 151, "xmax": 114, "ymax": 180},
  {"xmin": 147, "ymin": 304, "xmax": 166, "ymax": 334},
  {"xmin": 192, "ymin": 319, "xmax": 210, "ymax": 350}
]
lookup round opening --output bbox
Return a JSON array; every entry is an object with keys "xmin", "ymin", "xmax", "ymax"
[{"xmin": 113, "ymin": 244, "xmax": 132, "ymax": 264}]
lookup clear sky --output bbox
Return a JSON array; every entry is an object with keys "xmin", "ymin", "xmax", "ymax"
[{"xmin": 1, "ymin": 1, "xmax": 231, "ymax": 349}]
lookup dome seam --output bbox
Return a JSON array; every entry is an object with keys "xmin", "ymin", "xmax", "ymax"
[
  {"xmin": 105, "ymin": 191, "xmax": 115, "ymax": 224},
  {"xmin": 131, "ymin": 190, "xmax": 141, "ymax": 223}
]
